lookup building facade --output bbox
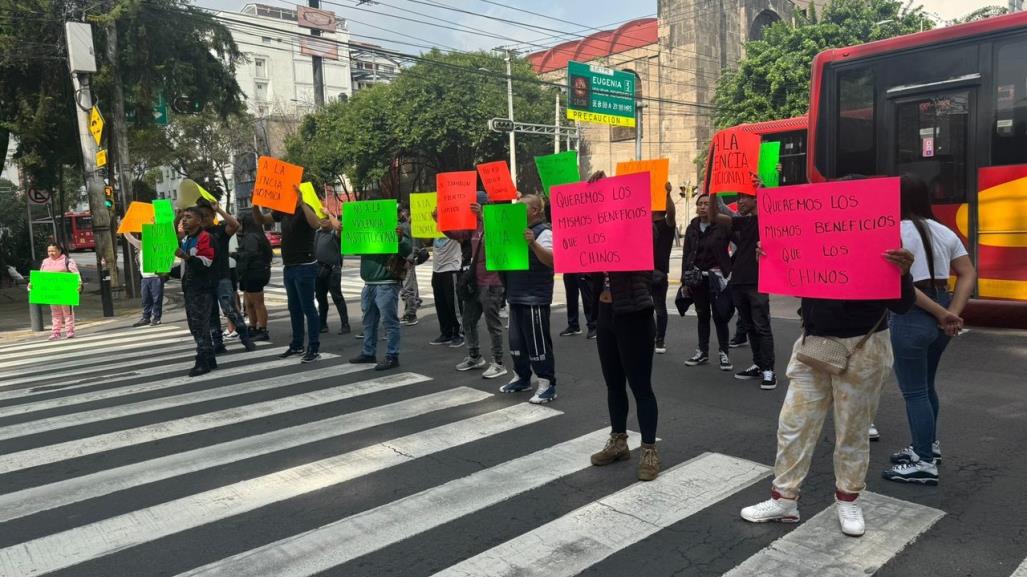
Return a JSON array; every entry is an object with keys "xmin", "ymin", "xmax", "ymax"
[{"xmin": 350, "ymin": 42, "xmax": 403, "ymax": 92}]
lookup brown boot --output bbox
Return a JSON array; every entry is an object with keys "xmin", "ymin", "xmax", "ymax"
[
  {"xmin": 591, "ymin": 432, "xmax": 630, "ymax": 466},
  {"xmin": 637, "ymin": 443, "xmax": 661, "ymax": 481}
]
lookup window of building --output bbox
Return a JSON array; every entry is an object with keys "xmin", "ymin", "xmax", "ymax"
[
  {"xmin": 255, "ymin": 81, "xmax": 268, "ymax": 102},
  {"xmin": 992, "ymin": 38, "xmax": 1027, "ymax": 167},
  {"xmin": 749, "ymin": 10, "xmax": 781, "ymax": 41},
  {"xmin": 254, "ymin": 58, "xmax": 267, "ymax": 79},
  {"xmin": 261, "ymin": 36, "xmax": 272, "ymax": 44},
  {"xmin": 835, "ymin": 65, "xmax": 876, "ymax": 177}
]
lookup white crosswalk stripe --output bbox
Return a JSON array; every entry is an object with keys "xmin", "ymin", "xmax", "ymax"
[
  {"xmin": 0, "ymin": 335, "xmax": 195, "ymax": 369},
  {"xmin": 0, "ymin": 325, "xmax": 185, "ymax": 354},
  {"xmin": 1012, "ymin": 557, "xmax": 1027, "ymax": 577}
]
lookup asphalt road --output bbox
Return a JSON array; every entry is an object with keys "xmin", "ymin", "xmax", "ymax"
[{"xmin": 0, "ymin": 292, "xmax": 1024, "ymax": 577}]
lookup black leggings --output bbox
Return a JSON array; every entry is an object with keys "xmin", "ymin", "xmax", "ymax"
[
  {"xmin": 692, "ymin": 278, "xmax": 730, "ymax": 354},
  {"xmin": 597, "ymin": 303, "xmax": 658, "ymax": 444},
  {"xmin": 653, "ymin": 274, "xmax": 669, "ymax": 340}
]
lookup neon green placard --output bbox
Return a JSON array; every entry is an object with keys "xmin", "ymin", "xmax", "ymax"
[
  {"xmin": 758, "ymin": 141, "xmax": 781, "ymax": 189},
  {"xmin": 153, "ymin": 199, "xmax": 175, "ymax": 224},
  {"xmin": 142, "ymin": 222, "xmax": 178, "ymax": 273},
  {"xmin": 535, "ymin": 150, "xmax": 580, "ymax": 197},
  {"xmin": 29, "ymin": 271, "xmax": 80, "ymax": 306},
  {"xmin": 483, "ymin": 203, "xmax": 528, "ymax": 271},
  {"xmin": 341, "ymin": 199, "xmax": 399, "ymax": 255}
]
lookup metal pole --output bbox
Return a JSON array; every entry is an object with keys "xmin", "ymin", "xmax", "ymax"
[
  {"xmin": 310, "ymin": 0, "xmax": 325, "ymax": 106},
  {"xmin": 554, "ymin": 91, "xmax": 560, "ymax": 153},
  {"xmin": 105, "ymin": 20, "xmax": 137, "ymax": 298},
  {"xmin": 505, "ymin": 50, "xmax": 517, "ymax": 186},
  {"xmin": 635, "ymin": 104, "xmax": 643, "ymax": 160}
]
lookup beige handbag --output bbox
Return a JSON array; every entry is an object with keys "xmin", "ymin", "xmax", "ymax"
[{"xmin": 796, "ymin": 313, "xmax": 887, "ymax": 375}]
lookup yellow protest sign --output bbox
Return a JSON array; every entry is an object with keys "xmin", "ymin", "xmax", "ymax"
[
  {"xmin": 299, "ymin": 182, "xmax": 327, "ymax": 219},
  {"xmin": 197, "ymin": 183, "xmax": 217, "ymax": 203},
  {"xmin": 95, "ymin": 149, "xmax": 108, "ymax": 168},
  {"xmin": 410, "ymin": 192, "xmax": 444, "ymax": 238},
  {"xmin": 89, "ymin": 106, "xmax": 104, "ymax": 146}
]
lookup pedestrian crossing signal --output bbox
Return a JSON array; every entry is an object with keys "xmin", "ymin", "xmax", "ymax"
[{"xmin": 104, "ymin": 185, "xmax": 114, "ymax": 209}]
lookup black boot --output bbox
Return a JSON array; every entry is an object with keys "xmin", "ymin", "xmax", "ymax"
[
  {"xmin": 207, "ymin": 352, "xmax": 218, "ymax": 370},
  {"xmin": 188, "ymin": 354, "xmax": 210, "ymax": 377}
]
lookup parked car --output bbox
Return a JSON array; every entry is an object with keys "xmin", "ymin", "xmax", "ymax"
[{"xmin": 265, "ymin": 231, "xmax": 282, "ymax": 248}]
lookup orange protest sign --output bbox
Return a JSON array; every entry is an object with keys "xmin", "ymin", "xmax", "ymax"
[
  {"xmin": 616, "ymin": 158, "xmax": 670, "ymax": 211},
  {"xmin": 116, "ymin": 201, "xmax": 155, "ymax": 234},
  {"xmin": 477, "ymin": 160, "xmax": 517, "ymax": 201},
  {"xmin": 252, "ymin": 156, "xmax": 304, "ymax": 214},
  {"xmin": 436, "ymin": 171, "xmax": 478, "ymax": 231}
]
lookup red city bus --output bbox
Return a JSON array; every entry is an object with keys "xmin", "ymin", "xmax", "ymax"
[
  {"xmin": 734, "ymin": 116, "xmax": 809, "ymax": 186},
  {"xmin": 62, "ymin": 212, "xmax": 95, "ymax": 251},
  {"xmin": 807, "ymin": 11, "xmax": 1027, "ymax": 326}
]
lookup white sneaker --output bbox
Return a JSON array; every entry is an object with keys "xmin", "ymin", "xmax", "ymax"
[
  {"xmin": 740, "ymin": 494, "xmax": 800, "ymax": 523},
  {"xmin": 869, "ymin": 423, "xmax": 880, "ymax": 441},
  {"xmin": 455, "ymin": 356, "xmax": 486, "ymax": 371},
  {"xmin": 482, "ymin": 362, "xmax": 508, "ymax": 379},
  {"xmin": 836, "ymin": 498, "xmax": 865, "ymax": 537},
  {"xmin": 223, "ymin": 330, "xmax": 238, "ymax": 339},
  {"xmin": 529, "ymin": 379, "xmax": 557, "ymax": 404}
]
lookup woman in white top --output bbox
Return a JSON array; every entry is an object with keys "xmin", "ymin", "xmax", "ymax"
[{"xmin": 882, "ymin": 175, "xmax": 976, "ymax": 486}]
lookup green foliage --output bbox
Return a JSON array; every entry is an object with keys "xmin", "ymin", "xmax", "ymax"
[
  {"xmin": 285, "ymin": 50, "xmax": 559, "ymax": 196},
  {"xmin": 0, "ymin": 179, "xmax": 50, "ymax": 276},
  {"xmin": 955, "ymin": 6, "xmax": 1008, "ymax": 23},
  {"xmin": 713, "ymin": 0, "xmax": 934, "ymax": 129}
]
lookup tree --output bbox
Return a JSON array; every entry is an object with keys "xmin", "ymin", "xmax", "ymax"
[
  {"xmin": 713, "ymin": 0, "xmax": 934, "ymax": 129},
  {"xmin": 956, "ymin": 6, "xmax": 1008, "ymax": 23},
  {"xmin": 0, "ymin": 179, "xmax": 51, "ymax": 276}
]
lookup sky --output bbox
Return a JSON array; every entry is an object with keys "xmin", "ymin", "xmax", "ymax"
[{"xmin": 194, "ymin": 0, "xmax": 994, "ymax": 56}]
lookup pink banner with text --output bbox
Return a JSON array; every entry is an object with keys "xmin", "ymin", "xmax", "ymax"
[
  {"xmin": 758, "ymin": 177, "xmax": 901, "ymax": 300},
  {"xmin": 551, "ymin": 172, "xmax": 653, "ymax": 274}
]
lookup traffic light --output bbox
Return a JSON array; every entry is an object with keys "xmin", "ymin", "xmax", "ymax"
[{"xmin": 104, "ymin": 185, "xmax": 114, "ymax": 209}]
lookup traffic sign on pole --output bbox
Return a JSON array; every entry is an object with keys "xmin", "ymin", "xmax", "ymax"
[
  {"xmin": 89, "ymin": 106, "xmax": 104, "ymax": 145},
  {"xmin": 96, "ymin": 148, "xmax": 108, "ymax": 167},
  {"xmin": 27, "ymin": 188, "xmax": 50, "ymax": 205},
  {"xmin": 566, "ymin": 60, "xmax": 636, "ymax": 128}
]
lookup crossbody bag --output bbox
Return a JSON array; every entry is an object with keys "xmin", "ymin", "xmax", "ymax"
[{"xmin": 795, "ymin": 309, "xmax": 887, "ymax": 376}]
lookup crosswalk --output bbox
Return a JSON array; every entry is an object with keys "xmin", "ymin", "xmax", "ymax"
[{"xmin": 0, "ymin": 321, "xmax": 1021, "ymax": 577}]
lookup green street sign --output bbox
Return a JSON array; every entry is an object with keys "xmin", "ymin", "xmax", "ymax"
[
  {"xmin": 566, "ymin": 60, "xmax": 636, "ymax": 128},
  {"xmin": 127, "ymin": 94, "xmax": 169, "ymax": 126}
]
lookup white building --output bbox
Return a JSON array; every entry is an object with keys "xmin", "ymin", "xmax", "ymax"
[
  {"xmin": 219, "ymin": 4, "xmax": 353, "ymax": 118},
  {"xmin": 349, "ymin": 42, "xmax": 402, "ymax": 92}
]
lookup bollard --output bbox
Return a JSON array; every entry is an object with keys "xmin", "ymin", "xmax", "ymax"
[{"xmin": 29, "ymin": 302, "xmax": 44, "ymax": 331}]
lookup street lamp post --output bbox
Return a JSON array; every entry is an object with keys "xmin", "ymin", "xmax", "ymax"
[{"xmin": 503, "ymin": 50, "xmax": 517, "ymax": 187}]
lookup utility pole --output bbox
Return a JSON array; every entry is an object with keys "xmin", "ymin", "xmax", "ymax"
[
  {"xmin": 105, "ymin": 19, "xmax": 137, "ymax": 298},
  {"xmin": 504, "ymin": 49, "xmax": 517, "ymax": 186},
  {"xmin": 635, "ymin": 104, "xmax": 644, "ymax": 160},
  {"xmin": 66, "ymin": 22, "xmax": 115, "ymax": 317},
  {"xmin": 1011, "ymin": 0, "xmax": 1024, "ymax": 12},
  {"xmin": 553, "ymin": 91, "xmax": 560, "ymax": 153},
  {"xmin": 309, "ymin": 0, "xmax": 325, "ymax": 106}
]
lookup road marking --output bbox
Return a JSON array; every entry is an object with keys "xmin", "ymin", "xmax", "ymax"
[
  {"xmin": 0, "ymin": 336, "xmax": 194, "ymax": 369},
  {"xmin": 0, "ymin": 354, "xmax": 342, "ymax": 435},
  {"xmin": 175, "ymin": 429, "xmax": 638, "ymax": 577},
  {"xmin": 432, "ymin": 452, "xmax": 770, "ymax": 577},
  {"xmin": 0, "ymin": 342, "xmax": 203, "ymax": 384},
  {"xmin": 722, "ymin": 491, "xmax": 944, "ymax": 577},
  {"xmin": 0, "ymin": 326, "xmax": 185, "ymax": 354},
  {"xmin": 0, "ymin": 386, "xmax": 491, "ymax": 523},
  {"xmin": 0, "ymin": 403, "xmax": 560, "ymax": 577},
  {"xmin": 0, "ymin": 361, "xmax": 404, "ymax": 473},
  {"xmin": 0, "ymin": 345, "xmax": 277, "ymax": 405},
  {"xmin": 1011, "ymin": 557, "xmax": 1027, "ymax": 577}
]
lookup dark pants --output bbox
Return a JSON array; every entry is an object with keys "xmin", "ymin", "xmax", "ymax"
[
  {"xmin": 284, "ymin": 263, "xmax": 320, "ymax": 352},
  {"xmin": 653, "ymin": 273, "xmax": 669, "ymax": 341},
  {"xmin": 508, "ymin": 303, "xmax": 556, "ymax": 385},
  {"xmin": 732, "ymin": 284, "xmax": 775, "ymax": 370},
  {"xmin": 209, "ymin": 277, "xmax": 248, "ymax": 347},
  {"xmin": 432, "ymin": 270, "xmax": 461, "ymax": 339},
  {"xmin": 597, "ymin": 304, "xmax": 658, "ymax": 444},
  {"xmin": 563, "ymin": 274, "xmax": 596, "ymax": 331},
  {"xmin": 185, "ymin": 289, "xmax": 213, "ymax": 363},
  {"xmin": 463, "ymin": 285, "xmax": 505, "ymax": 363},
  {"xmin": 692, "ymin": 275, "xmax": 731, "ymax": 354},
  {"xmin": 140, "ymin": 276, "xmax": 164, "ymax": 322},
  {"xmin": 890, "ymin": 291, "xmax": 952, "ymax": 463},
  {"xmin": 316, "ymin": 264, "xmax": 349, "ymax": 330}
]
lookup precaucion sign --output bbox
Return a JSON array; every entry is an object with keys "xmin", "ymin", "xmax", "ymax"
[
  {"xmin": 483, "ymin": 203, "xmax": 528, "ymax": 271},
  {"xmin": 341, "ymin": 200, "xmax": 398, "ymax": 255},
  {"xmin": 550, "ymin": 171, "xmax": 653, "ymax": 274},
  {"xmin": 758, "ymin": 177, "xmax": 901, "ymax": 300},
  {"xmin": 29, "ymin": 271, "xmax": 81, "ymax": 306},
  {"xmin": 566, "ymin": 60, "xmax": 636, "ymax": 127},
  {"xmin": 252, "ymin": 156, "xmax": 304, "ymax": 214},
  {"xmin": 410, "ymin": 192, "xmax": 443, "ymax": 239}
]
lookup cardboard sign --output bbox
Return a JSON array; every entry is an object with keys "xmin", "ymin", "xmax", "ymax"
[
  {"xmin": 535, "ymin": 151, "xmax": 580, "ymax": 197},
  {"xmin": 153, "ymin": 199, "xmax": 175, "ymax": 224},
  {"xmin": 758, "ymin": 177, "xmax": 901, "ymax": 300},
  {"xmin": 757, "ymin": 141, "xmax": 781, "ymax": 189},
  {"xmin": 341, "ymin": 199, "xmax": 399, "ymax": 255},
  {"xmin": 298, "ymin": 182, "xmax": 327, "ymax": 219},
  {"xmin": 483, "ymin": 203, "xmax": 528, "ymax": 271},
  {"xmin": 410, "ymin": 192, "xmax": 443, "ymax": 239},
  {"xmin": 477, "ymin": 161, "xmax": 517, "ymax": 201},
  {"xmin": 550, "ymin": 172, "xmax": 653, "ymax": 273},
  {"xmin": 142, "ymin": 222, "xmax": 178, "ymax": 274},
  {"xmin": 709, "ymin": 128, "xmax": 760, "ymax": 196},
  {"xmin": 252, "ymin": 156, "xmax": 303, "ymax": 214},
  {"xmin": 436, "ymin": 171, "xmax": 477, "ymax": 231},
  {"xmin": 616, "ymin": 158, "xmax": 670, "ymax": 211},
  {"xmin": 117, "ymin": 201, "xmax": 155, "ymax": 234},
  {"xmin": 29, "ymin": 271, "xmax": 80, "ymax": 306}
]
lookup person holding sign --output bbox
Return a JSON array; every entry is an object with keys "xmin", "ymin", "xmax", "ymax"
[
  {"xmin": 196, "ymin": 200, "xmax": 257, "ymax": 355},
  {"xmin": 501, "ymin": 194, "xmax": 558, "ymax": 405},
  {"xmin": 35, "ymin": 244, "xmax": 81, "ymax": 340},
  {"xmin": 174, "ymin": 207, "xmax": 219, "ymax": 377},
  {"xmin": 740, "ymin": 177, "xmax": 917, "ymax": 538},
  {"xmin": 235, "ymin": 212, "xmax": 274, "ymax": 341},
  {"xmin": 313, "ymin": 217, "xmax": 350, "ymax": 335},
  {"xmin": 680, "ymin": 193, "xmax": 734, "ymax": 371},
  {"xmin": 124, "ymin": 233, "xmax": 166, "ymax": 328},
  {"xmin": 252, "ymin": 192, "xmax": 325, "ymax": 363}
]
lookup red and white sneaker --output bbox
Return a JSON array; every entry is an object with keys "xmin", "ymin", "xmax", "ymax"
[{"xmin": 741, "ymin": 491, "xmax": 800, "ymax": 524}]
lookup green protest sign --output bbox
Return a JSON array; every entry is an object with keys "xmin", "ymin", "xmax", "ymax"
[
  {"xmin": 29, "ymin": 271, "xmax": 80, "ymax": 306},
  {"xmin": 153, "ymin": 199, "xmax": 175, "ymax": 224},
  {"xmin": 483, "ymin": 203, "xmax": 528, "ymax": 271},
  {"xmin": 142, "ymin": 222, "xmax": 178, "ymax": 273},
  {"xmin": 341, "ymin": 199, "xmax": 399, "ymax": 255},
  {"xmin": 758, "ymin": 141, "xmax": 781, "ymax": 189},
  {"xmin": 535, "ymin": 150, "xmax": 580, "ymax": 197}
]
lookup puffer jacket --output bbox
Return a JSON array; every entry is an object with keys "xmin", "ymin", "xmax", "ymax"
[{"xmin": 590, "ymin": 271, "xmax": 654, "ymax": 315}]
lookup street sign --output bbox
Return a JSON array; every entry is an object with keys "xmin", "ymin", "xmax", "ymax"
[
  {"xmin": 127, "ymin": 95, "xmax": 169, "ymax": 126},
  {"xmin": 89, "ymin": 106, "xmax": 104, "ymax": 145},
  {"xmin": 566, "ymin": 60, "xmax": 636, "ymax": 128},
  {"xmin": 96, "ymin": 148, "xmax": 108, "ymax": 167},
  {"xmin": 488, "ymin": 118, "xmax": 579, "ymax": 138},
  {"xmin": 488, "ymin": 118, "xmax": 514, "ymax": 132},
  {"xmin": 27, "ymin": 188, "xmax": 50, "ymax": 205}
]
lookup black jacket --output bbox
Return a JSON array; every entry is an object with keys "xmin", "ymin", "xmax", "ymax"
[
  {"xmin": 505, "ymin": 222, "xmax": 554, "ymax": 306},
  {"xmin": 800, "ymin": 274, "xmax": 917, "ymax": 338},
  {"xmin": 591, "ymin": 271, "xmax": 654, "ymax": 315},
  {"xmin": 682, "ymin": 217, "xmax": 732, "ymax": 276}
]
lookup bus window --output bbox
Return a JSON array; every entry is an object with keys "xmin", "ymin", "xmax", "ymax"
[
  {"xmin": 895, "ymin": 91, "xmax": 970, "ymax": 205},
  {"xmin": 993, "ymin": 38, "xmax": 1027, "ymax": 167},
  {"xmin": 836, "ymin": 66, "xmax": 876, "ymax": 177}
]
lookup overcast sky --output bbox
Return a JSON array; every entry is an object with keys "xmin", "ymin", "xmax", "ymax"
[{"xmin": 194, "ymin": 0, "xmax": 993, "ymax": 55}]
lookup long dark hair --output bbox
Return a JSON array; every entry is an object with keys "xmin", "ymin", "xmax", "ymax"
[{"xmin": 900, "ymin": 174, "xmax": 937, "ymax": 275}]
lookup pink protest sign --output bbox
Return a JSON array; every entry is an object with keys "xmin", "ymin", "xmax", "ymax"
[
  {"xmin": 551, "ymin": 172, "xmax": 653, "ymax": 274},
  {"xmin": 758, "ymin": 177, "xmax": 901, "ymax": 300}
]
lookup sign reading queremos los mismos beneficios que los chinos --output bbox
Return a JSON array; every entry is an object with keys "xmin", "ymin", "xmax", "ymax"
[{"xmin": 566, "ymin": 60, "xmax": 636, "ymax": 128}]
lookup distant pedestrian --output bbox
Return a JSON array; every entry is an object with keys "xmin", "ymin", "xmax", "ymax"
[
  {"xmin": 428, "ymin": 234, "xmax": 464, "ymax": 346},
  {"xmin": 175, "ymin": 207, "xmax": 218, "ymax": 377},
  {"xmin": 34, "ymin": 243, "xmax": 81, "ymax": 340},
  {"xmin": 124, "ymin": 233, "xmax": 165, "ymax": 327},
  {"xmin": 234, "ymin": 212, "xmax": 273, "ymax": 341},
  {"xmin": 398, "ymin": 207, "xmax": 423, "ymax": 326},
  {"xmin": 314, "ymin": 218, "xmax": 350, "ymax": 335},
  {"xmin": 652, "ymin": 182, "xmax": 676, "ymax": 354},
  {"xmin": 501, "ymin": 194, "xmax": 557, "ymax": 404},
  {"xmin": 680, "ymin": 193, "xmax": 734, "ymax": 370},
  {"xmin": 560, "ymin": 273, "xmax": 596, "ymax": 339},
  {"xmin": 197, "ymin": 200, "xmax": 256, "ymax": 354},
  {"xmin": 882, "ymin": 175, "xmax": 976, "ymax": 486}
]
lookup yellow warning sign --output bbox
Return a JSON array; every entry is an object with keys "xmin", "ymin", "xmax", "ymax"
[
  {"xmin": 89, "ymin": 106, "xmax": 104, "ymax": 146},
  {"xmin": 96, "ymin": 149, "xmax": 108, "ymax": 167}
]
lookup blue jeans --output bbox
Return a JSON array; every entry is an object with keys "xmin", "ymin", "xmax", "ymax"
[
  {"xmin": 361, "ymin": 283, "xmax": 401, "ymax": 358},
  {"xmin": 210, "ymin": 277, "xmax": 249, "ymax": 346},
  {"xmin": 284, "ymin": 263, "xmax": 320, "ymax": 351},
  {"xmin": 890, "ymin": 291, "xmax": 952, "ymax": 463},
  {"xmin": 140, "ymin": 276, "xmax": 164, "ymax": 322}
]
